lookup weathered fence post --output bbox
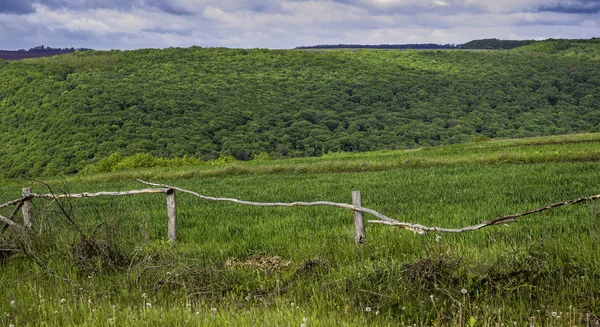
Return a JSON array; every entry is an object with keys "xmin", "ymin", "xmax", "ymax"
[
  {"xmin": 21, "ymin": 188, "xmax": 33, "ymax": 229},
  {"xmin": 166, "ymin": 188, "xmax": 177, "ymax": 244},
  {"xmin": 352, "ymin": 190, "xmax": 366, "ymax": 245}
]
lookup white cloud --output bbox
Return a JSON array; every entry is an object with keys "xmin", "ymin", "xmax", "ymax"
[{"xmin": 0, "ymin": 0, "xmax": 598, "ymax": 50}]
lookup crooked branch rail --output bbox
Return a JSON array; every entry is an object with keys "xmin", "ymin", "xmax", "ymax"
[
  {"xmin": 0, "ymin": 187, "xmax": 178, "ymax": 243},
  {"xmin": 136, "ymin": 180, "xmax": 600, "ymax": 236},
  {"xmin": 1, "ymin": 180, "xmax": 599, "ymax": 246}
]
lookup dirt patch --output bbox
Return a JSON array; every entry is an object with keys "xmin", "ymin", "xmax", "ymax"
[{"xmin": 225, "ymin": 255, "xmax": 292, "ymax": 274}]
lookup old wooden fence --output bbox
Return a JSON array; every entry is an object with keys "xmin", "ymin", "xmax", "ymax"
[{"xmin": 2, "ymin": 179, "xmax": 599, "ymax": 246}]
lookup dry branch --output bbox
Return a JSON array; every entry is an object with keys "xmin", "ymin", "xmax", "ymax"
[
  {"xmin": 136, "ymin": 179, "xmax": 404, "ymax": 225},
  {"xmin": 0, "ymin": 214, "xmax": 22, "ymax": 230},
  {"xmin": 1, "ymin": 200, "xmax": 24, "ymax": 234},
  {"xmin": 31, "ymin": 188, "xmax": 171, "ymax": 199},
  {"xmin": 368, "ymin": 193, "xmax": 600, "ymax": 233},
  {"xmin": 0, "ymin": 197, "xmax": 29, "ymax": 209},
  {"xmin": 137, "ymin": 179, "xmax": 600, "ymax": 235}
]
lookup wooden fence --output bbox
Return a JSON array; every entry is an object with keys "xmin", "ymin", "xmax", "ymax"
[
  {"xmin": 2, "ymin": 179, "xmax": 600, "ymax": 246},
  {"xmin": 0, "ymin": 184, "xmax": 366, "ymax": 245}
]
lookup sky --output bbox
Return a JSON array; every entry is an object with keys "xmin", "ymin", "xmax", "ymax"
[{"xmin": 0, "ymin": 0, "xmax": 599, "ymax": 50}]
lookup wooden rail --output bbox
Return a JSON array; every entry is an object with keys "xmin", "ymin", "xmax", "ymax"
[
  {"xmin": 2, "ymin": 180, "xmax": 600, "ymax": 247},
  {"xmin": 1, "ymin": 187, "xmax": 178, "ymax": 244}
]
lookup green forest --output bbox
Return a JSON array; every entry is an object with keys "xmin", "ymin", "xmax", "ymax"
[{"xmin": 0, "ymin": 38, "xmax": 599, "ymax": 178}]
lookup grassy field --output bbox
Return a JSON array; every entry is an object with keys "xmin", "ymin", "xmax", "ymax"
[{"xmin": 1, "ymin": 134, "xmax": 600, "ymax": 326}]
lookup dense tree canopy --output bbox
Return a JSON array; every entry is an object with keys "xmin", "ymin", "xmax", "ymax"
[
  {"xmin": 0, "ymin": 39, "xmax": 599, "ymax": 177},
  {"xmin": 460, "ymin": 39, "xmax": 536, "ymax": 50}
]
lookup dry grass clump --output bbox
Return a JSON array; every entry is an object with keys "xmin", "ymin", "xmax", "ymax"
[{"xmin": 225, "ymin": 255, "xmax": 292, "ymax": 274}]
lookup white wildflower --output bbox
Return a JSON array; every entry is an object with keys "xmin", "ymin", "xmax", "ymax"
[
  {"xmin": 365, "ymin": 307, "xmax": 372, "ymax": 312},
  {"xmin": 60, "ymin": 298, "xmax": 66, "ymax": 304},
  {"xmin": 10, "ymin": 300, "xmax": 16, "ymax": 307},
  {"xmin": 461, "ymin": 288, "xmax": 468, "ymax": 295},
  {"xmin": 211, "ymin": 307, "xmax": 217, "ymax": 313},
  {"xmin": 142, "ymin": 293, "xmax": 147, "ymax": 299},
  {"xmin": 146, "ymin": 302, "xmax": 152, "ymax": 308}
]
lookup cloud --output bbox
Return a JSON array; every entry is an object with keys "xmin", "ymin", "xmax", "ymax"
[
  {"xmin": 535, "ymin": 0, "xmax": 600, "ymax": 14},
  {"xmin": 0, "ymin": 0, "xmax": 35, "ymax": 14},
  {"xmin": 0, "ymin": 0, "xmax": 599, "ymax": 50}
]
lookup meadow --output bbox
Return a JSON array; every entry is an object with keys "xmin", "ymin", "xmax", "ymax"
[{"xmin": 1, "ymin": 134, "xmax": 600, "ymax": 326}]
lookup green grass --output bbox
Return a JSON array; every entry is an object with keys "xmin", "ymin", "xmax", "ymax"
[{"xmin": 1, "ymin": 133, "xmax": 600, "ymax": 326}]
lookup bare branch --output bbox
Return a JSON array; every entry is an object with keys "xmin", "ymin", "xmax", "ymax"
[
  {"xmin": 136, "ymin": 179, "xmax": 402, "ymax": 225},
  {"xmin": 1, "ymin": 200, "xmax": 24, "ymax": 234},
  {"xmin": 368, "ymin": 193, "xmax": 600, "ymax": 233},
  {"xmin": 0, "ymin": 197, "xmax": 29, "ymax": 209},
  {"xmin": 31, "ymin": 188, "xmax": 171, "ymax": 199},
  {"xmin": 137, "ymin": 179, "xmax": 600, "ymax": 235},
  {"xmin": 0, "ymin": 214, "xmax": 22, "ymax": 230}
]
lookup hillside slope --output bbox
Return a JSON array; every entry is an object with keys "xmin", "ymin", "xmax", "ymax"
[{"xmin": 0, "ymin": 39, "xmax": 599, "ymax": 177}]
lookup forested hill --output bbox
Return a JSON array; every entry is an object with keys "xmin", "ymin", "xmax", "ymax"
[
  {"xmin": 1, "ymin": 39, "xmax": 599, "ymax": 178},
  {"xmin": 460, "ymin": 39, "xmax": 537, "ymax": 50}
]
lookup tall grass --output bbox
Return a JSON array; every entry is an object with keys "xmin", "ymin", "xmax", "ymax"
[{"xmin": 1, "ymin": 134, "xmax": 599, "ymax": 326}]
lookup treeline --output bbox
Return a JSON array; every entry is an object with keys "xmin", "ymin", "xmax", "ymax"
[
  {"xmin": 16, "ymin": 45, "xmax": 93, "ymax": 53},
  {"xmin": 0, "ymin": 39, "xmax": 599, "ymax": 178},
  {"xmin": 0, "ymin": 45, "xmax": 93, "ymax": 61},
  {"xmin": 296, "ymin": 43, "xmax": 459, "ymax": 50},
  {"xmin": 460, "ymin": 39, "xmax": 537, "ymax": 50},
  {"xmin": 296, "ymin": 38, "xmax": 541, "ymax": 51}
]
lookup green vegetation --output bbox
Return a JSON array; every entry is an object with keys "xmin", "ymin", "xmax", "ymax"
[
  {"xmin": 1, "ymin": 134, "xmax": 600, "ymax": 326},
  {"xmin": 1, "ymin": 39, "xmax": 599, "ymax": 178},
  {"xmin": 460, "ymin": 38, "xmax": 537, "ymax": 49}
]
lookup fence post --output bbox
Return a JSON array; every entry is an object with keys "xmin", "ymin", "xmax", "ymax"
[
  {"xmin": 352, "ymin": 190, "xmax": 366, "ymax": 245},
  {"xmin": 21, "ymin": 188, "xmax": 33, "ymax": 229},
  {"xmin": 166, "ymin": 188, "xmax": 177, "ymax": 244}
]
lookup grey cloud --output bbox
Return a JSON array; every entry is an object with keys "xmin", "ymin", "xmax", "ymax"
[
  {"xmin": 142, "ymin": 0, "xmax": 195, "ymax": 16},
  {"xmin": 2, "ymin": 0, "xmax": 195, "ymax": 16},
  {"xmin": 327, "ymin": 0, "xmax": 486, "ymax": 15},
  {"xmin": 1, "ymin": 0, "xmax": 600, "ymax": 51},
  {"xmin": 142, "ymin": 27, "xmax": 194, "ymax": 36},
  {"xmin": 0, "ymin": 0, "xmax": 35, "ymax": 14},
  {"xmin": 535, "ymin": 0, "xmax": 600, "ymax": 14}
]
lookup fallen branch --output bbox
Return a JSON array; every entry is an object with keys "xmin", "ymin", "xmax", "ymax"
[
  {"xmin": 1, "ymin": 200, "xmax": 24, "ymax": 234},
  {"xmin": 136, "ymin": 179, "xmax": 404, "ymax": 225},
  {"xmin": 0, "ymin": 214, "xmax": 22, "ymax": 230},
  {"xmin": 0, "ymin": 197, "xmax": 29, "ymax": 210},
  {"xmin": 137, "ymin": 179, "xmax": 600, "ymax": 235},
  {"xmin": 368, "ymin": 193, "xmax": 600, "ymax": 233},
  {"xmin": 31, "ymin": 188, "xmax": 171, "ymax": 199}
]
